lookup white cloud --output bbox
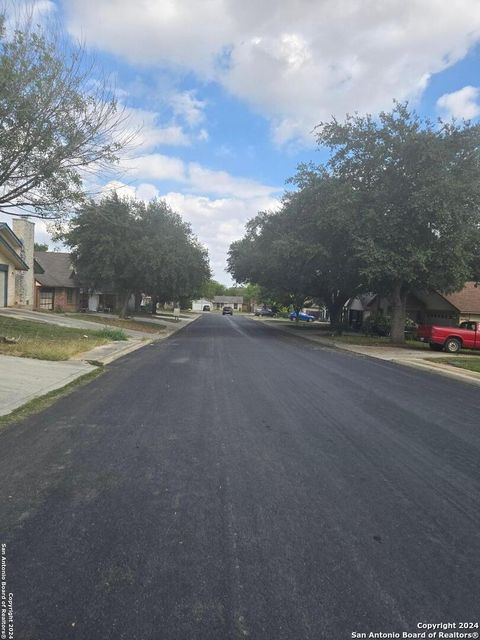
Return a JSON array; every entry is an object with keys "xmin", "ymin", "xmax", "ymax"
[
  {"xmin": 100, "ymin": 180, "xmax": 160, "ymax": 202},
  {"xmin": 122, "ymin": 152, "xmax": 280, "ymax": 199},
  {"xmin": 122, "ymin": 106, "xmax": 191, "ymax": 150},
  {"xmin": 170, "ymin": 91, "xmax": 207, "ymax": 128},
  {"xmin": 125, "ymin": 154, "xmax": 186, "ymax": 182},
  {"xmin": 65, "ymin": 0, "xmax": 480, "ymax": 144},
  {"xmin": 162, "ymin": 192, "xmax": 280, "ymax": 283},
  {"xmin": 187, "ymin": 163, "xmax": 278, "ymax": 199},
  {"xmin": 197, "ymin": 128, "xmax": 209, "ymax": 142},
  {"xmin": 437, "ymin": 86, "xmax": 480, "ymax": 120}
]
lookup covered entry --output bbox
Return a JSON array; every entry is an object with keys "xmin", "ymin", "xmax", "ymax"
[{"xmin": 0, "ymin": 265, "xmax": 7, "ymax": 307}]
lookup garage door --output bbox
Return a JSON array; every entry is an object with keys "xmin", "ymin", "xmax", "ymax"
[{"xmin": 39, "ymin": 289, "xmax": 54, "ymax": 310}]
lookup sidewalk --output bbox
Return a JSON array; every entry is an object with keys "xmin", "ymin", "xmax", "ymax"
[
  {"xmin": 0, "ymin": 356, "xmax": 95, "ymax": 417},
  {"xmin": 0, "ymin": 310, "xmax": 198, "ymax": 417},
  {"xmin": 260, "ymin": 319, "xmax": 480, "ymax": 386}
]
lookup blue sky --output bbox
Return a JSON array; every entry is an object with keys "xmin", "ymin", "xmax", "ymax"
[{"xmin": 8, "ymin": 0, "xmax": 480, "ymax": 283}]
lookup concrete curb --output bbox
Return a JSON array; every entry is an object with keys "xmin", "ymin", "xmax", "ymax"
[
  {"xmin": 256, "ymin": 317, "xmax": 480, "ymax": 386},
  {"xmin": 70, "ymin": 338, "xmax": 152, "ymax": 366},
  {"xmin": 71, "ymin": 313, "xmax": 200, "ymax": 366}
]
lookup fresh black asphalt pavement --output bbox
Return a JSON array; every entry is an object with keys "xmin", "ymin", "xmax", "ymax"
[{"xmin": 1, "ymin": 314, "xmax": 479, "ymax": 639}]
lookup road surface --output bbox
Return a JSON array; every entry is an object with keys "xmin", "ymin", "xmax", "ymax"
[{"xmin": 1, "ymin": 314, "xmax": 479, "ymax": 639}]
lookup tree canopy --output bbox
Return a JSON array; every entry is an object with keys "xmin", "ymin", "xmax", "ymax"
[
  {"xmin": 0, "ymin": 13, "xmax": 131, "ymax": 219},
  {"xmin": 229, "ymin": 103, "xmax": 480, "ymax": 341},
  {"xmin": 60, "ymin": 193, "xmax": 210, "ymax": 316},
  {"xmin": 316, "ymin": 102, "xmax": 480, "ymax": 340}
]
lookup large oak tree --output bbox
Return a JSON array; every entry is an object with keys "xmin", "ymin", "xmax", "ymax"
[{"xmin": 316, "ymin": 103, "xmax": 480, "ymax": 342}]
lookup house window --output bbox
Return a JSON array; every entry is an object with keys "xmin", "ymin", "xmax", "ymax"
[{"xmin": 67, "ymin": 289, "xmax": 74, "ymax": 304}]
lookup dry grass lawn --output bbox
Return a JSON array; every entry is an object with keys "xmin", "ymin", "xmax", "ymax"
[{"xmin": 0, "ymin": 316, "xmax": 126, "ymax": 361}]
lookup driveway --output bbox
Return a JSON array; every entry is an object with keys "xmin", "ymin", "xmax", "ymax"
[{"xmin": 1, "ymin": 314, "xmax": 478, "ymax": 639}]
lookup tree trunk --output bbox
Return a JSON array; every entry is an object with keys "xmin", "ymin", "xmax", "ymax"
[
  {"xmin": 390, "ymin": 283, "xmax": 407, "ymax": 344},
  {"xmin": 328, "ymin": 303, "xmax": 344, "ymax": 334},
  {"xmin": 327, "ymin": 291, "xmax": 349, "ymax": 335},
  {"xmin": 134, "ymin": 291, "xmax": 142, "ymax": 313},
  {"xmin": 118, "ymin": 292, "xmax": 131, "ymax": 319},
  {"xmin": 151, "ymin": 295, "xmax": 158, "ymax": 315}
]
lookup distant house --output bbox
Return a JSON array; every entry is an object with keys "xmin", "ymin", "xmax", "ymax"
[
  {"xmin": 34, "ymin": 251, "xmax": 80, "ymax": 311},
  {"xmin": 212, "ymin": 296, "xmax": 244, "ymax": 311},
  {"xmin": 191, "ymin": 298, "xmax": 213, "ymax": 311},
  {"xmin": 439, "ymin": 282, "xmax": 480, "ymax": 323},
  {"xmin": 347, "ymin": 283, "xmax": 480, "ymax": 328},
  {"xmin": 34, "ymin": 251, "xmax": 120, "ymax": 313}
]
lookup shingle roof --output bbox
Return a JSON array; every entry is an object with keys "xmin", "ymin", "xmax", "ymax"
[
  {"xmin": 0, "ymin": 224, "xmax": 29, "ymax": 270},
  {"xmin": 440, "ymin": 282, "xmax": 480, "ymax": 314},
  {"xmin": 213, "ymin": 296, "xmax": 244, "ymax": 303},
  {"xmin": 34, "ymin": 252, "xmax": 79, "ymax": 288}
]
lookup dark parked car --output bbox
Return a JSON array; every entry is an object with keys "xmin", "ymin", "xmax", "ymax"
[
  {"xmin": 289, "ymin": 311, "xmax": 315, "ymax": 322},
  {"xmin": 222, "ymin": 306, "xmax": 233, "ymax": 315},
  {"xmin": 254, "ymin": 307, "xmax": 275, "ymax": 317}
]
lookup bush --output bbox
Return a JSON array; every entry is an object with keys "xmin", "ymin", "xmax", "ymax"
[{"xmin": 363, "ymin": 312, "xmax": 391, "ymax": 336}]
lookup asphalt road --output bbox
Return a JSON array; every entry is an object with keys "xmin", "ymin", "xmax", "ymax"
[{"xmin": 1, "ymin": 314, "xmax": 479, "ymax": 639}]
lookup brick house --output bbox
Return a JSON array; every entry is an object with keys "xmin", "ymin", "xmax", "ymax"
[
  {"xmin": 34, "ymin": 252, "xmax": 80, "ymax": 312},
  {"xmin": 348, "ymin": 282, "xmax": 480, "ymax": 328}
]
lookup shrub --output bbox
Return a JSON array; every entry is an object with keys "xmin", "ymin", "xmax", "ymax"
[{"xmin": 363, "ymin": 312, "xmax": 391, "ymax": 336}]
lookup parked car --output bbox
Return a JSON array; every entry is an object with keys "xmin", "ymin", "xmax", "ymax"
[
  {"xmin": 254, "ymin": 307, "xmax": 275, "ymax": 317},
  {"xmin": 222, "ymin": 306, "xmax": 233, "ymax": 315},
  {"xmin": 417, "ymin": 321, "xmax": 480, "ymax": 353},
  {"xmin": 289, "ymin": 311, "xmax": 315, "ymax": 322}
]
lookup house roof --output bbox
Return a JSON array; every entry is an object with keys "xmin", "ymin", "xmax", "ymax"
[
  {"xmin": 34, "ymin": 252, "xmax": 79, "ymax": 288},
  {"xmin": 213, "ymin": 295, "xmax": 244, "ymax": 303},
  {"xmin": 0, "ymin": 223, "xmax": 23, "ymax": 248},
  {"xmin": 0, "ymin": 223, "xmax": 29, "ymax": 270},
  {"xmin": 440, "ymin": 282, "xmax": 480, "ymax": 314}
]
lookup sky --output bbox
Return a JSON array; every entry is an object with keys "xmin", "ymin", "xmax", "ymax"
[{"xmin": 5, "ymin": 0, "xmax": 480, "ymax": 284}]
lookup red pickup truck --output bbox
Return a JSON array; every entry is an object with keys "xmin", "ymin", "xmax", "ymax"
[{"xmin": 417, "ymin": 321, "xmax": 480, "ymax": 353}]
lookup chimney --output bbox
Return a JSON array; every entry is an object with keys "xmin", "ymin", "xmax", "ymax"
[{"xmin": 12, "ymin": 218, "xmax": 35, "ymax": 308}]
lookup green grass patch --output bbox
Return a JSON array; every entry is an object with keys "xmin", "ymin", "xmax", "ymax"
[
  {"xmin": 0, "ymin": 316, "xmax": 126, "ymax": 360},
  {"xmin": 266, "ymin": 319, "xmax": 428, "ymax": 349},
  {"xmin": 69, "ymin": 313, "xmax": 166, "ymax": 334},
  {"xmin": 331, "ymin": 335, "xmax": 429, "ymax": 349},
  {"xmin": 95, "ymin": 327, "xmax": 128, "ymax": 341},
  {"xmin": 0, "ymin": 368, "xmax": 103, "ymax": 428},
  {"xmin": 425, "ymin": 357, "xmax": 480, "ymax": 373}
]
